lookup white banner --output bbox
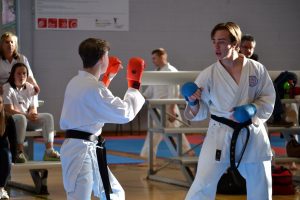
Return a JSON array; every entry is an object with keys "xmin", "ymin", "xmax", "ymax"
[{"xmin": 35, "ymin": 0, "xmax": 129, "ymax": 31}]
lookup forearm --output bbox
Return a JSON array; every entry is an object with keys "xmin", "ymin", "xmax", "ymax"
[
  {"xmin": 5, "ymin": 107, "xmax": 26, "ymax": 116},
  {"xmin": 184, "ymin": 100, "xmax": 209, "ymax": 122}
]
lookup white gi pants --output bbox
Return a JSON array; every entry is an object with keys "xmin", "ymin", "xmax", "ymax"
[
  {"xmin": 67, "ymin": 152, "xmax": 94, "ymax": 200},
  {"xmin": 185, "ymin": 154, "xmax": 272, "ymax": 200},
  {"xmin": 62, "ymin": 139, "xmax": 125, "ymax": 200},
  {"xmin": 12, "ymin": 113, "xmax": 54, "ymax": 144}
]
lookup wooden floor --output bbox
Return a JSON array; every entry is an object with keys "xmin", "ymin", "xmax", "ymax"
[{"xmin": 7, "ymin": 160, "xmax": 300, "ymax": 200}]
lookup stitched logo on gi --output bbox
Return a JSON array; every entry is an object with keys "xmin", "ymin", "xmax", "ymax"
[{"xmin": 249, "ymin": 76, "xmax": 258, "ymax": 87}]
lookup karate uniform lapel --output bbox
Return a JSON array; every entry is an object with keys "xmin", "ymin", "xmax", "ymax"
[{"xmin": 216, "ymin": 61, "xmax": 250, "ymax": 108}]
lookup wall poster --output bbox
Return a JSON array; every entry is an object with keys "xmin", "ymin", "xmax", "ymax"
[{"xmin": 35, "ymin": 0, "xmax": 129, "ymax": 31}]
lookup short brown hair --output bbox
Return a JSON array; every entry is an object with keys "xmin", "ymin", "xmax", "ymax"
[
  {"xmin": 151, "ymin": 48, "xmax": 167, "ymax": 57},
  {"xmin": 78, "ymin": 38, "xmax": 110, "ymax": 68},
  {"xmin": 211, "ymin": 22, "xmax": 242, "ymax": 46},
  {"xmin": 241, "ymin": 34, "xmax": 256, "ymax": 45}
]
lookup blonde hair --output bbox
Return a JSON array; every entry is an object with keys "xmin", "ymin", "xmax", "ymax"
[
  {"xmin": 211, "ymin": 22, "xmax": 242, "ymax": 47},
  {"xmin": 0, "ymin": 32, "xmax": 19, "ymax": 60},
  {"xmin": 0, "ymin": 96, "xmax": 6, "ymax": 137}
]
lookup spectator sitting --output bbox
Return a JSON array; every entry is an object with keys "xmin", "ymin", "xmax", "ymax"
[
  {"xmin": 0, "ymin": 32, "xmax": 40, "ymax": 162},
  {"xmin": 0, "ymin": 32, "xmax": 40, "ymax": 94},
  {"xmin": 2, "ymin": 62, "xmax": 60, "ymax": 163}
]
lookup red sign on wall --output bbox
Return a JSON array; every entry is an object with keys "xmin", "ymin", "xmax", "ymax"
[
  {"xmin": 59, "ymin": 19, "xmax": 68, "ymax": 28},
  {"xmin": 37, "ymin": 18, "xmax": 47, "ymax": 28},
  {"xmin": 68, "ymin": 19, "xmax": 78, "ymax": 28},
  {"xmin": 48, "ymin": 18, "xmax": 58, "ymax": 28}
]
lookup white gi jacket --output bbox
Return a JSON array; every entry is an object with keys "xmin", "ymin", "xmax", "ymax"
[
  {"xmin": 60, "ymin": 71, "xmax": 145, "ymax": 198},
  {"xmin": 185, "ymin": 58, "xmax": 275, "ymax": 163}
]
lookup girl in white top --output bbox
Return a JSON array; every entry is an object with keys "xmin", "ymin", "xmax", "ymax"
[{"xmin": 2, "ymin": 62, "xmax": 59, "ymax": 162}]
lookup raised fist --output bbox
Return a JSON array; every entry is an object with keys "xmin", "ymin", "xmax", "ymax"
[
  {"xmin": 181, "ymin": 82, "xmax": 199, "ymax": 106},
  {"xmin": 101, "ymin": 56, "xmax": 123, "ymax": 87},
  {"xmin": 126, "ymin": 57, "xmax": 145, "ymax": 89}
]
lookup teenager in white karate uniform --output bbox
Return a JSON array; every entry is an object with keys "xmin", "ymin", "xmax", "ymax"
[
  {"xmin": 182, "ymin": 22, "xmax": 275, "ymax": 200},
  {"xmin": 140, "ymin": 48, "xmax": 193, "ymax": 158},
  {"xmin": 60, "ymin": 38, "xmax": 145, "ymax": 200}
]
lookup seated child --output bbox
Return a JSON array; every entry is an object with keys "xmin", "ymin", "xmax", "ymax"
[{"xmin": 2, "ymin": 62, "xmax": 60, "ymax": 162}]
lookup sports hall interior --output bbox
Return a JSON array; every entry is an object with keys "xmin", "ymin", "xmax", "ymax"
[{"xmin": 1, "ymin": 0, "xmax": 300, "ymax": 199}]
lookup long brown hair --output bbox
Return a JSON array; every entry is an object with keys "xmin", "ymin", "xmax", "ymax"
[
  {"xmin": 0, "ymin": 96, "xmax": 6, "ymax": 137},
  {"xmin": 7, "ymin": 62, "xmax": 29, "ymax": 89}
]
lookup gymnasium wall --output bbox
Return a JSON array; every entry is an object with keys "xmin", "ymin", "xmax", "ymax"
[{"xmin": 19, "ymin": 0, "xmax": 300, "ymax": 131}]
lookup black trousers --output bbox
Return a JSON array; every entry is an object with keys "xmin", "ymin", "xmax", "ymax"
[
  {"xmin": 0, "ymin": 136, "xmax": 12, "ymax": 187},
  {"xmin": 6, "ymin": 117, "xmax": 17, "ymax": 163}
]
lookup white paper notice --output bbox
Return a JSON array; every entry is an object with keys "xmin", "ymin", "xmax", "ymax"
[{"xmin": 35, "ymin": 0, "xmax": 129, "ymax": 31}]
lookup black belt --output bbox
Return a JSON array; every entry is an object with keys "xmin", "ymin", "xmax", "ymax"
[
  {"xmin": 65, "ymin": 130, "xmax": 98, "ymax": 142},
  {"xmin": 210, "ymin": 115, "xmax": 251, "ymax": 170},
  {"xmin": 65, "ymin": 130, "xmax": 112, "ymax": 200}
]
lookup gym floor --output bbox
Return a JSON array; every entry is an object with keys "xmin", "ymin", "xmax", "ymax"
[{"xmin": 7, "ymin": 153, "xmax": 300, "ymax": 200}]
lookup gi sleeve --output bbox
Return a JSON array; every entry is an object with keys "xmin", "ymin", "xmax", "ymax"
[
  {"xmin": 94, "ymin": 87, "xmax": 145, "ymax": 124},
  {"xmin": 252, "ymin": 65, "xmax": 276, "ymax": 123},
  {"xmin": 184, "ymin": 70, "xmax": 210, "ymax": 121}
]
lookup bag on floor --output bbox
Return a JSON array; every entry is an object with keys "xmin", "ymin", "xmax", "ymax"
[
  {"xmin": 217, "ymin": 169, "xmax": 246, "ymax": 194},
  {"xmin": 272, "ymin": 165, "xmax": 295, "ymax": 195},
  {"xmin": 273, "ymin": 71, "xmax": 298, "ymax": 99},
  {"xmin": 286, "ymin": 137, "xmax": 300, "ymax": 158}
]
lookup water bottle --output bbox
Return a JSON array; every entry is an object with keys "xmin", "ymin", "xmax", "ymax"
[{"xmin": 283, "ymin": 81, "xmax": 291, "ymax": 99}]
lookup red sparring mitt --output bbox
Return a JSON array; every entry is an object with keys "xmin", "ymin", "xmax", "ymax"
[
  {"xmin": 126, "ymin": 57, "xmax": 145, "ymax": 89},
  {"xmin": 101, "ymin": 56, "xmax": 123, "ymax": 87}
]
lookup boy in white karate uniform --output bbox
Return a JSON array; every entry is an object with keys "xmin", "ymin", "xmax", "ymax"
[
  {"xmin": 182, "ymin": 22, "xmax": 275, "ymax": 200},
  {"xmin": 60, "ymin": 38, "xmax": 145, "ymax": 200}
]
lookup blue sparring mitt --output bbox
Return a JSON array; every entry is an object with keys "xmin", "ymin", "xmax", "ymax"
[
  {"xmin": 233, "ymin": 104, "xmax": 257, "ymax": 123},
  {"xmin": 181, "ymin": 82, "xmax": 199, "ymax": 106}
]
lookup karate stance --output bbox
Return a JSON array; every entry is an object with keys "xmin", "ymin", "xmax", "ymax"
[
  {"xmin": 60, "ymin": 38, "xmax": 145, "ymax": 200},
  {"xmin": 182, "ymin": 22, "xmax": 275, "ymax": 200}
]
